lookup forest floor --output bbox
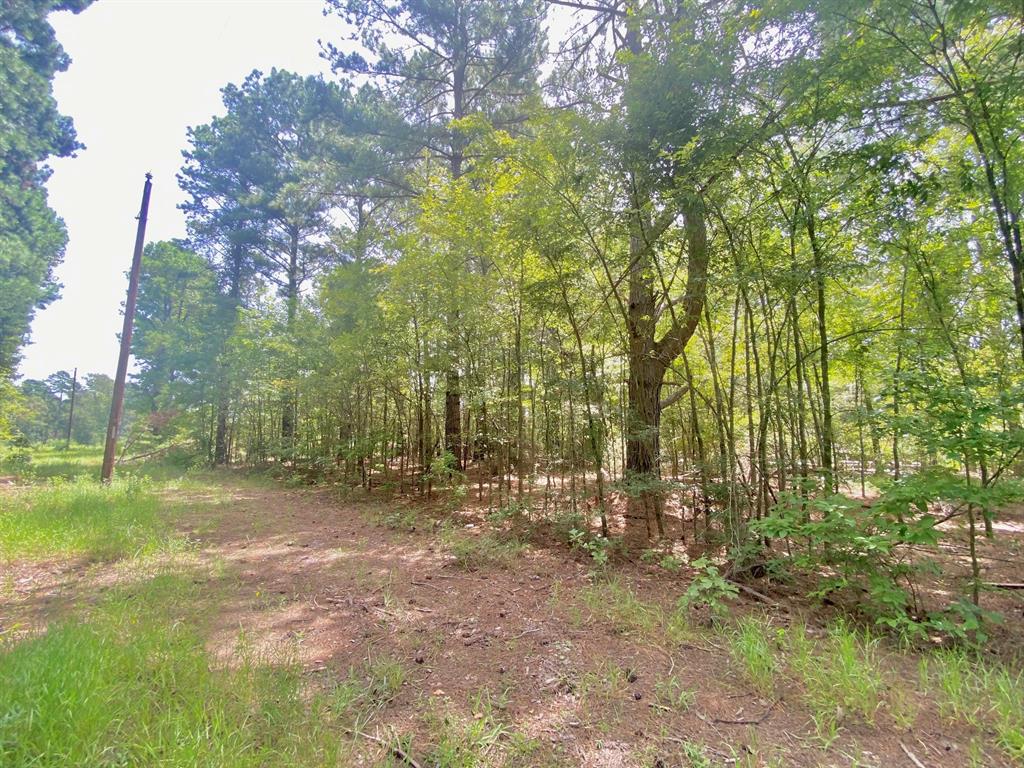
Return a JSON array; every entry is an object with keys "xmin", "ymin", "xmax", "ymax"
[{"xmin": 2, "ymin": 458, "xmax": 1023, "ymax": 767}]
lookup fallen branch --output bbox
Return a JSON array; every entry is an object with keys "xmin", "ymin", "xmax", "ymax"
[
  {"xmin": 900, "ymin": 741, "xmax": 927, "ymax": 768},
  {"xmin": 712, "ymin": 698, "xmax": 779, "ymax": 725},
  {"xmin": 729, "ymin": 580, "xmax": 786, "ymax": 610}
]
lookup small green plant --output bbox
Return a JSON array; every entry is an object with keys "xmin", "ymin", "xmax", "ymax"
[
  {"xmin": 486, "ymin": 499, "xmax": 530, "ymax": 526},
  {"xmin": 425, "ymin": 452, "xmax": 467, "ymax": 511},
  {"xmin": 568, "ymin": 526, "xmax": 613, "ymax": 568},
  {"xmin": 421, "ymin": 699, "xmax": 508, "ymax": 768},
  {"xmin": 679, "ymin": 558, "xmax": 739, "ymax": 620},
  {"xmin": 653, "ymin": 675, "xmax": 695, "ymax": 711},
  {"xmin": 678, "ymin": 741, "xmax": 712, "ymax": 768},
  {"xmin": 0, "ymin": 447, "xmax": 34, "ymax": 477},
  {"xmin": 378, "ymin": 507, "xmax": 419, "ymax": 531},
  {"xmin": 640, "ymin": 548, "xmax": 685, "ymax": 572},
  {"xmin": 579, "ymin": 577, "xmax": 659, "ymax": 636},
  {"xmin": 442, "ymin": 526, "xmax": 525, "ymax": 570}
]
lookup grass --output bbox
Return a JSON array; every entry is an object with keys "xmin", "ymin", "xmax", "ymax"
[
  {"xmin": 1, "ymin": 444, "xmax": 103, "ymax": 480},
  {"xmin": 788, "ymin": 621, "xmax": 886, "ymax": 741},
  {"xmin": 924, "ymin": 650, "xmax": 1024, "ymax": 761},
  {"xmin": 0, "ymin": 574, "xmax": 352, "ymax": 767},
  {"xmin": 441, "ymin": 525, "xmax": 527, "ymax": 570},
  {"xmin": 0, "ymin": 475, "xmax": 180, "ymax": 562},
  {"xmin": 728, "ymin": 615, "xmax": 778, "ymax": 696},
  {"xmin": 579, "ymin": 576, "xmax": 660, "ymax": 636},
  {"xmin": 653, "ymin": 674, "xmax": 695, "ymax": 711}
]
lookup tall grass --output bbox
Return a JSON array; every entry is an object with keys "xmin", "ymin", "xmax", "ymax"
[
  {"xmin": 1, "ymin": 444, "xmax": 104, "ymax": 480},
  {"xmin": 0, "ymin": 475, "xmax": 173, "ymax": 561},
  {"xmin": 925, "ymin": 650, "xmax": 1024, "ymax": 761},
  {"xmin": 728, "ymin": 615, "xmax": 778, "ymax": 695},
  {"xmin": 788, "ymin": 621, "xmax": 886, "ymax": 742},
  {"xmin": 0, "ymin": 575, "xmax": 350, "ymax": 767}
]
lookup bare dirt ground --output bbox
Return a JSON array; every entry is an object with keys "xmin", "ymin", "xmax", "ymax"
[{"xmin": 3, "ymin": 474, "xmax": 1022, "ymax": 767}]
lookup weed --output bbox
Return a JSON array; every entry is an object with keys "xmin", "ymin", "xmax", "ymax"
[
  {"xmin": 678, "ymin": 740, "xmax": 712, "ymax": 768},
  {"xmin": 569, "ymin": 526, "xmax": 615, "ymax": 568},
  {"xmin": 378, "ymin": 507, "xmax": 419, "ymax": 531},
  {"xmin": 421, "ymin": 703, "xmax": 507, "ymax": 768},
  {"xmin": 679, "ymin": 557, "xmax": 738, "ymax": 620},
  {"xmin": 579, "ymin": 577, "xmax": 658, "ymax": 636},
  {"xmin": 442, "ymin": 525, "xmax": 525, "ymax": 570}
]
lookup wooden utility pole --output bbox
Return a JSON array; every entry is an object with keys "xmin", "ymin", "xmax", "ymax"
[
  {"xmin": 65, "ymin": 367, "xmax": 77, "ymax": 449},
  {"xmin": 101, "ymin": 173, "xmax": 152, "ymax": 482}
]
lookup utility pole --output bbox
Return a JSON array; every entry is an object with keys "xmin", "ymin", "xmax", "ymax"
[
  {"xmin": 65, "ymin": 367, "xmax": 77, "ymax": 449},
  {"xmin": 101, "ymin": 173, "xmax": 152, "ymax": 482}
]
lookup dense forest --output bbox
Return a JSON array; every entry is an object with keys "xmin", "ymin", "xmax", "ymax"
[{"xmin": 6, "ymin": 0, "xmax": 1024, "ymax": 640}]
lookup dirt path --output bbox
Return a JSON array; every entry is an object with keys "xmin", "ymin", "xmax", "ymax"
[
  {"xmin": 3, "ymin": 476, "xmax": 1014, "ymax": 767},
  {"xmin": 183, "ymin": 479, "xmax": 1005, "ymax": 768}
]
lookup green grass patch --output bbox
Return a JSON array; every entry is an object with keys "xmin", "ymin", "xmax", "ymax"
[
  {"xmin": 0, "ymin": 574, "xmax": 351, "ymax": 767},
  {"xmin": 924, "ymin": 650, "xmax": 1024, "ymax": 761},
  {"xmin": 579, "ymin": 577, "xmax": 660, "ymax": 636},
  {"xmin": 1, "ymin": 444, "xmax": 103, "ymax": 480},
  {"xmin": 788, "ymin": 621, "xmax": 886, "ymax": 742},
  {"xmin": 728, "ymin": 615, "xmax": 778, "ymax": 696},
  {"xmin": 0, "ymin": 475, "xmax": 180, "ymax": 562}
]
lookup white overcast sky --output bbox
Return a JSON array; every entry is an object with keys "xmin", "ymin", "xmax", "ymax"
[{"xmin": 19, "ymin": 0, "xmax": 336, "ymax": 380}]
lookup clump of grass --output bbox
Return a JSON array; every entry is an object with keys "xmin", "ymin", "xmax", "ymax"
[
  {"xmin": 728, "ymin": 615, "xmax": 778, "ymax": 696},
  {"xmin": 579, "ymin": 577, "xmax": 659, "ymax": 636},
  {"xmin": 0, "ymin": 475, "xmax": 176, "ymax": 561},
  {"xmin": 0, "ymin": 574, "xmax": 349, "ymax": 767},
  {"xmin": 654, "ymin": 675, "xmax": 695, "ymax": 711},
  {"xmin": 788, "ymin": 621, "xmax": 886, "ymax": 740},
  {"xmin": 442, "ymin": 526, "xmax": 526, "ymax": 570},
  {"xmin": 925, "ymin": 650, "xmax": 1024, "ymax": 761},
  {"xmin": 377, "ymin": 506, "xmax": 420, "ymax": 531},
  {"xmin": 329, "ymin": 655, "xmax": 407, "ymax": 729},
  {"xmin": 677, "ymin": 741, "xmax": 712, "ymax": 768},
  {"xmin": 419, "ymin": 693, "xmax": 509, "ymax": 768}
]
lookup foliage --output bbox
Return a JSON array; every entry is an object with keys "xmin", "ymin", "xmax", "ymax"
[
  {"xmin": 679, "ymin": 558, "xmax": 739, "ymax": 620},
  {"xmin": 0, "ymin": 0, "xmax": 93, "ymax": 377},
  {"xmin": 751, "ymin": 469, "xmax": 1024, "ymax": 639}
]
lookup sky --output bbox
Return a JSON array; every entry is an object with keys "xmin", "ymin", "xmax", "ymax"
[{"xmin": 19, "ymin": 0, "xmax": 337, "ymax": 380}]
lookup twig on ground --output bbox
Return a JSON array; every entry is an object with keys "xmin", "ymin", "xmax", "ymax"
[
  {"xmin": 509, "ymin": 627, "xmax": 541, "ymax": 640},
  {"xmin": 728, "ymin": 580, "xmax": 785, "ymax": 609},
  {"xmin": 349, "ymin": 729, "xmax": 422, "ymax": 768},
  {"xmin": 900, "ymin": 741, "xmax": 927, "ymax": 768},
  {"xmin": 712, "ymin": 698, "xmax": 780, "ymax": 725}
]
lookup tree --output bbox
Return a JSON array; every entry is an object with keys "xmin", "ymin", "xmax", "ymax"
[
  {"xmin": 0, "ymin": 0, "xmax": 92, "ymax": 376},
  {"xmin": 324, "ymin": 0, "xmax": 545, "ymax": 469},
  {"xmin": 180, "ymin": 69, "xmax": 347, "ymax": 458}
]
